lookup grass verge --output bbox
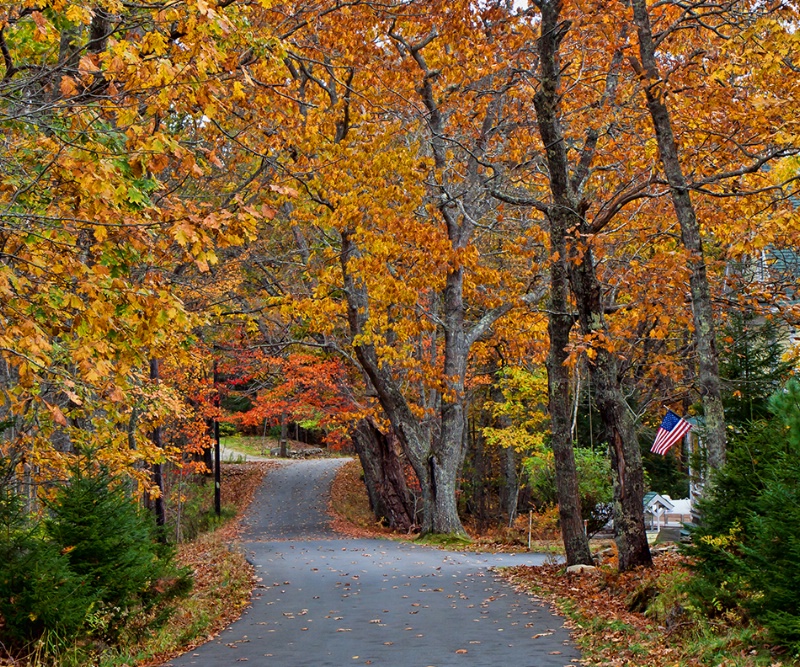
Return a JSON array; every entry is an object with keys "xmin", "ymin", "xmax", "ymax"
[
  {"xmin": 221, "ymin": 435, "xmax": 330, "ymax": 459},
  {"xmin": 221, "ymin": 435, "xmax": 278, "ymax": 458}
]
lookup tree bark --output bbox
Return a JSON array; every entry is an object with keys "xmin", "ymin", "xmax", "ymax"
[
  {"xmin": 570, "ymin": 256, "xmax": 652, "ymax": 570},
  {"xmin": 630, "ymin": 0, "xmax": 726, "ymax": 470},
  {"xmin": 340, "ymin": 232, "xmax": 438, "ymax": 533},
  {"xmin": 545, "ymin": 221, "xmax": 595, "ymax": 566},
  {"xmin": 530, "ymin": 0, "xmax": 597, "ymax": 567},
  {"xmin": 351, "ymin": 418, "xmax": 416, "ymax": 531},
  {"xmin": 533, "ymin": 0, "xmax": 649, "ymax": 568}
]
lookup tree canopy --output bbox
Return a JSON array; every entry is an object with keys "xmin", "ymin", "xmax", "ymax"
[{"xmin": 1, "ymin": 0, "xmax": 798, "ymax": 562}]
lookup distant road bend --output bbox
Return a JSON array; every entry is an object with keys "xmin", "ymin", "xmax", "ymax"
[{"xmin": 165, "ymin": 458, "xmax": 582, "ymax": 667}]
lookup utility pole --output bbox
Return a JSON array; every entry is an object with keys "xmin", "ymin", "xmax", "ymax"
[
  {"xmin": 150, "ymin": 358, "xmax": 167, "ymax": 534},
  {"xmin": 213, "ymin": 360, "xmax": 221, "ymax": 517}
]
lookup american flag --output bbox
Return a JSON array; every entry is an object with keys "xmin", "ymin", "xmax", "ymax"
[{"xmin": 651, "ymin": 410, "xmax": 693, "ymax": 455}]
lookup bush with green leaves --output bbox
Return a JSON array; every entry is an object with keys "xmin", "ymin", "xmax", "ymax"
[
  {"xmin": 685, "ymin": 378, "xmax": 800, "ymax": 651},
  {"xmin": 525, "ymin": 447, "xmax": 613, "ymax": 535},
  {"xmin": 46, "ymin": 464, "xmax": 192, "ymax": 639}
]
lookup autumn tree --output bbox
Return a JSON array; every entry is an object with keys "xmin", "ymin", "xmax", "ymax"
[
  {"xmin": 225, "ymin": 350, "xmax": 358, "ymax": 450},
  {"xmin": 0, "ymin": 0, "xmax": 269, "ymax": 493},
  {"xmin": 627, "ymin": 0, "xmax": 800, "ymax": 470},
  {"xmin": 490, "ymin": 0, "xmax": 800, "ymax": 568},
  {"xmin": 212, "ymin": 0, "xmax": 552, "ymax": 536},
  {"xmin": 486, "ymin": 0, "xmax": 654, "ymax": 568}
]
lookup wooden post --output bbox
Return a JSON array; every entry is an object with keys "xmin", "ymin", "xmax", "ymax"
[
  {"xmin": 528, "ymin": 510, "xmax": 532, "ymax": 551},
  {"xmin": 213, "ymin": 360, "xmax": 221, "ymax": 517},
  {"xmin": 150, "ymin": 358, "xmax": 166, "ymax": 533},
  {"xmin": 280, "ymin": 411, "xmax": 288, "ymax": 458}
]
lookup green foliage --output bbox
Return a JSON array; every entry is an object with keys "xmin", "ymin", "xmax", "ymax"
[
  {"xmin": 45, "ymin": 464, "xmax": 192, "ymax": 640},
  {"xmin": 525, "ymin": 447, "xmax": 613, "ymax": 534},
  {"xmin": 0, "ymin": 459, "xmax": 192, "ymax": 660},
  {"xmin": 218, "ymin": 420, "xmax": 239, "ymax": 437},
  {"xmin": 0, "ymin": 485, "xmax": 95, "ymax": 649},
  {"xmin": 166, "ymin": 477, "xmax": 237, "ymax": 542},
  {"xmin": 685, "ymin": 378, "xmax": 800, "ymax": 651},
  {"xmin": 719, "ymin": 312, "xmax": 794, "ymax": 425}
]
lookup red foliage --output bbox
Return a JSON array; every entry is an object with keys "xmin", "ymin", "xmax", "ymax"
[{"xmin": 220, "ymin": 349, "xmax": 361, "ymax": 449}]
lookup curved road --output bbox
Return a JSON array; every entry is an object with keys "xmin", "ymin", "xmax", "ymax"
[{"xmin": 165, "ymin": 459, "xmax": 581, "ymax": 667}]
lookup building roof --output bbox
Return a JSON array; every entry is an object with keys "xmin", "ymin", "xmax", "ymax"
[{"xmin": 643, "ymin": 492, "xmax": 675, "ymax": 511}]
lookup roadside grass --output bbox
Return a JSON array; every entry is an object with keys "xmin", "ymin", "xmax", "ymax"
[
  {"xmin": 221, "ymin": 435, "xmax": 332, "ymax": 459},
  {"xmin": 501, "ymin": 551, "xmax": 797, "ymax": 666},
  {"xmin": 221, "ymin": 435, "xmax": 279, "ymax": 458}
]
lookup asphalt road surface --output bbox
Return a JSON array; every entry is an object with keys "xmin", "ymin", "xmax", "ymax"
[{"xmin": 165, "ymin": 459, "xmax": 582, "ymax": 667}]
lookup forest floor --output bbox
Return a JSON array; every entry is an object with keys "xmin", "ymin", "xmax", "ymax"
[{"xmin": 502, "ymin": 554, "xmax": 798, "ymax": 667}]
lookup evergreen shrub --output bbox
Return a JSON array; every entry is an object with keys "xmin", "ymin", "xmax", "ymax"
[
  {"xmin": 0, "ymin": 486, "xmax": 95, "ymax": 648},
  {"xmin": 685, "ymin": 378, "xmax": 800, "ymax": 651},
  {"xmin": 0, "ymin": 457, "xmax": 192, "ymax": 658},
  {"xmin": 45, "ymin": 464, "xmax": 192, "ymax": 640}
]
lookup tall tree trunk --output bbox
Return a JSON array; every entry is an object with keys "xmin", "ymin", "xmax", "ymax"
[
  {"xmin": 351, "ymin": 418, "xmax": 415, "ymax": 531},
  {"xmin": 570, "ymin": 255, "xmax": 652, "ymax": 570},
  {"xmin": 531, "ymin": 0, "xmax": 600, "ymax": 567},
  {"xmin": 534, "ymin": 0, "xmax": 649, "ymax": 568},
  {"xmin": 432, "ymin": 265, "xmax": 470, "ymax": 534},
  {"xmin": 341, "ymin": 232, "xmax": 437, "ymax": 534},
  {"xmin": 630, "ymin": 0, "xmax": 726, "ymax": 470},
  {"xmin": 546, "ymin": 226, "xmax": 594, "ymax": 566}
]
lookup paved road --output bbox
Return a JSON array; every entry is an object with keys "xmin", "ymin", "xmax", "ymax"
[{"xmin": 165, "ymin": 459, "xmax": 581, "ymax": 667}]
